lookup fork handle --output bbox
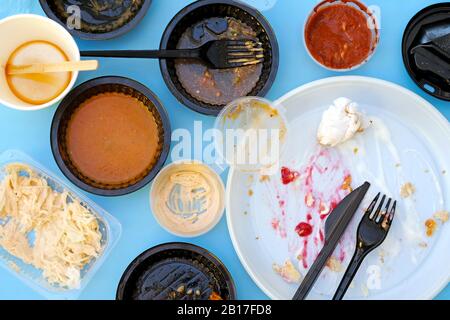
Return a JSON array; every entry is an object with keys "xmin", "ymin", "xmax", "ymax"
[
  {"xmin": 80, "ymin": 49, "xmax": 201, "ymax": 59},
  {"xmin": 332, "ymin": 248, "xmax": 367, "ymax": 300}
]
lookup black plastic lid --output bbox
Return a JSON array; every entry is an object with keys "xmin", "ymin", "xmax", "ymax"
[
  {"xmin": 39, "ymin": 0, "xmax": 152, "ymax": 40},
  {"xmin": 116, "ymin": 243, "xmax": 236, "ymax": 300},
  {"xmin": 402, "ymin": 3, "xmax": 450, "ymax": 101}
]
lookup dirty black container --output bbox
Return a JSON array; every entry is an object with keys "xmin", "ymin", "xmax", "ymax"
[
  {"xmin": 39, "ymin": 0, "xmax": 152, "ymax": 40},
  {"xmin": 402, "ymin": 3, "xmax": 450, "ymax": 101},
  {"xmin": 50, "ymin": 76, "xmax": 171, "ymax": 197},
  {"xmin": 116, "ymin": 242, "xmax": 236, "ymax": 300},
  {"xmin": 160, "ymin": 0, "xmax": 279, "ymax": 116}
]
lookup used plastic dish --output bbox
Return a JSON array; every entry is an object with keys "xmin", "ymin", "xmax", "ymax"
[
  {"xmin": 116, "ymin": 242, "xmax": 236, "ymax": 300},
  {"xmin": 304, "ymin": 0, "xmax": 379, "ymax": 72},
  {"xmin": 39, "ymin": 0, "xmax": 152, "ymax": 40},
  {"xmin": 0, "ymin": 149, "xmax": 122, "ymax": 300},
  {"xmin": 226, "ymin": 76, "xmax": 450, "ymax": 300},
  {"xmin": 150, "ymin": 161, "xmax": 225, "ymax": 238},
  {"xmin": 0, "ymin": 14, "xmax": 79, "ymax": 111},
  {"xmin": 213, "ymin": 96, "xmax": 288, "ymax": 173},
  {"xmin": 159, "ymin": 0, "xmax": 279, "ymax": 116},
  {"xmin": 50, "ymin": 76, "xmax": 171, "ymax": 197}
]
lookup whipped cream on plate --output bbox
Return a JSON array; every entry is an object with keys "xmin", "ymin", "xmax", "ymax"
[{"xmin": 317, "ymin": 97, "xmax": 367, "ymax": 147}]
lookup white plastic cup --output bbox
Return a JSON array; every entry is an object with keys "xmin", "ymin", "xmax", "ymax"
[{"xmin": 0, "ymin": 14, "xmax": 80, "ymax": 111}]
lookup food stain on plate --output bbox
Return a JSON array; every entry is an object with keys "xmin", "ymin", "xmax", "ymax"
[
  {"xmin": 268, "ymin": 147, "xmax": 353, "ymax": 273},
  {"xmin": 150, "ymin": 161, "xmax": 225, "ymax": 237},
  {"xmin": 5, "ymin": 40, "xmax": 71, "ymax": 105},
  {"xmin": 66, "ymin": 92, "xmax": 162, "ymax": 187}
]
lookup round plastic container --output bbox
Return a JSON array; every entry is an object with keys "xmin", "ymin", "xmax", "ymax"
[
  {"xmin": 150, "ymin": 160, "xmax": 225, "ymax": 238},
  {"xmin": 159, "ymin": 0, "xmax": 279, "ymax": 116},
  {"xmin": 51, "ymin": 76, "xmax": 171, "ymax": 197},
  {"xmin": 304, "ymin": 0, "xmax": 379, "ymax": 72}
]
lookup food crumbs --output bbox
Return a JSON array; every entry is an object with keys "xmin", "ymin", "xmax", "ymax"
[
  {"xmin": 273, "ymin": 260, "xmax": 302, "ymax": 283},
  {"xmin": 341, "ymin": 174, "xmax": 352, "ymax": 191},
  {"xmin": 400, "ymin": 182, "xmax": 416, "ymax": 198},
  {"xmin": 259, "ymin": 175, "xmax": 270, "ymax": 183},
  {"xmin": 425, "ymin": 219, "xmax": 438, "ymax": 237},
  {"xmin": 353, "ymin": 147, "xmax": 359, "ymax": 154},
  {"xmin": 326, "ymin": 257, "xmax": 343, "ymax": 272},
  {"xmin": 434, "ymin": 210, "xmax": 449, "ymax": 223},
  {"xmin": 248, "ymin": 189, "xmax": 254, "ymax": 196}
]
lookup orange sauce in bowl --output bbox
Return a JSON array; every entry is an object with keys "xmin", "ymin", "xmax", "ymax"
[
  {"xmin": 305, "ymin": 1, "xmax": 377, "ymax": 70},
  {"xmin": 5, "ymin": 40, "xmax": 71, "ymax": 105},
  {"xmin": 66, "ymin": 92, "xmax": 161, "ymax": 186}
]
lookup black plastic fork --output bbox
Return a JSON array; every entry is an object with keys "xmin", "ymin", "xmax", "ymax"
[
  {"xmin": 80, "ymin": 39, "xmax": 264, "ymax": 69},
  {"xmin": 332, "ymin": 193, "xmax": 396, "ymax": 300}
]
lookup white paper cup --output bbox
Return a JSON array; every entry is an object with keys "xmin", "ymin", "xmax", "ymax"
[{"xmin": 0, "ymin": 14, "xmax": 80, "ymax": 111}]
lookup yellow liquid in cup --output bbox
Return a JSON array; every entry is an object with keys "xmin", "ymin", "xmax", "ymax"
[{"xmin": 5, "ymin": 40, "xmax": 71, "ymax": 105}]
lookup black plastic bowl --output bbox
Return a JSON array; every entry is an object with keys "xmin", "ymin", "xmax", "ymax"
[
  {"xmin": 116, "ymin": 242, "xmax": 236, "ymax": 300},
  {"xmin": 39, "ymin": 0, "xmax": 152, "ymax": 40},
  {"xmin": 50, "ymin": 76, "xmax": 171, "ymax": 197},
  {"xmin": 159, "ymin": 0, "xmax": 279, "ymax": 116}
]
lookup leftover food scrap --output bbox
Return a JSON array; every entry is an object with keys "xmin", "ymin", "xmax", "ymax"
[
  {"xmin": 272, "ymin": 260, "xmax": 302, "ymax": 283},
  {"xmin": 425, "ymin": 219, "xmax": 438, "ymax": 237},
  {"xmin": 0, "ymin": 164, "xmax": 102, "ymax": 288},
  {"xmin": 317, "ymin": 97, "xmax": 367, "ymax": 147},
  {"xmin": 425, "ymin": 211, "xmax": 448, "ymax": 237},
  {"xmin": 434, "ymin": 210, "xmax": 449, "ymax": 223}
]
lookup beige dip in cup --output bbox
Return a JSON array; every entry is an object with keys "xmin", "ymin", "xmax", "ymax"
[
  {"xmin": 150, "ymin": 161, "xmax": 225, "ymax": 237},
  {"xmin": 0, "ymin": 14, "xmax": 79, "ymax": 111}
]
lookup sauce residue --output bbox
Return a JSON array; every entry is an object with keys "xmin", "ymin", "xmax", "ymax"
[
  {"xmin": 305, "ymin": 1, "xmax": 378, "ymax": 70},
  {"xmin": 66, "ymin": 92, "xmax": 161, "ymax": 185},
  {"xmin": 151, "ymin": 162, "xmax": 225, "ymax": 237},
  {"xmin": 6, "ymin": 40, "xmax": 71, "ymax": 105}
]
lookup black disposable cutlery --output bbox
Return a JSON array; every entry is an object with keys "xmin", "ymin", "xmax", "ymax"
[
  {"xmin": 292, "ymin": 182, "xmax": 370, "ymax": 300},
  {"xmin": 411, "ymin": 33, "xmax": 450, "ymax": 80},
  {"xmin": 80, "ymin": 39, "xmax": 264, "ymax": 69},
  {"xmin": 333, "ymin": 193, "xmax": 396, "ymax": 300}
]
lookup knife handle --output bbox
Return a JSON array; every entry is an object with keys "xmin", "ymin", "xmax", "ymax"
[{"xmin": 292, "ymin": 242, "xmax": 336, "ymax": 300}]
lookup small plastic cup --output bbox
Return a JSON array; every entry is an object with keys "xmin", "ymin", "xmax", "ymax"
[
  {"xmin": 0, "ymin": 14, "xmax": 80, "ymax": 111},
  {"xmin": 213, "ymin": 96, "xmax": 288, "ymax": 175},
  {"xmin": 304, "ymin": 0, "xmax": 380, "ymax": 72}
]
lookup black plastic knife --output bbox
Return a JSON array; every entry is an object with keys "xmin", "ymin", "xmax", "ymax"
[{"xmin": 292, "ymin": 182, "xmax": 370, "ymax": 300}]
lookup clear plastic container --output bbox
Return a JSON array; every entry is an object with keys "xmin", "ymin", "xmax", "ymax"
[
  {"xmin": 213, "ymin": 97, "xmax": 288, "ymax": 175},
  {"xmin": 0, "ymin": 149, "xmax": 122, "ymax": 300}
]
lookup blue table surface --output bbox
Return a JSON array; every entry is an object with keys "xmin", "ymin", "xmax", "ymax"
[{"xmin": 0, "ymin": 0, "xmax": 449, "ymax": 300}]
